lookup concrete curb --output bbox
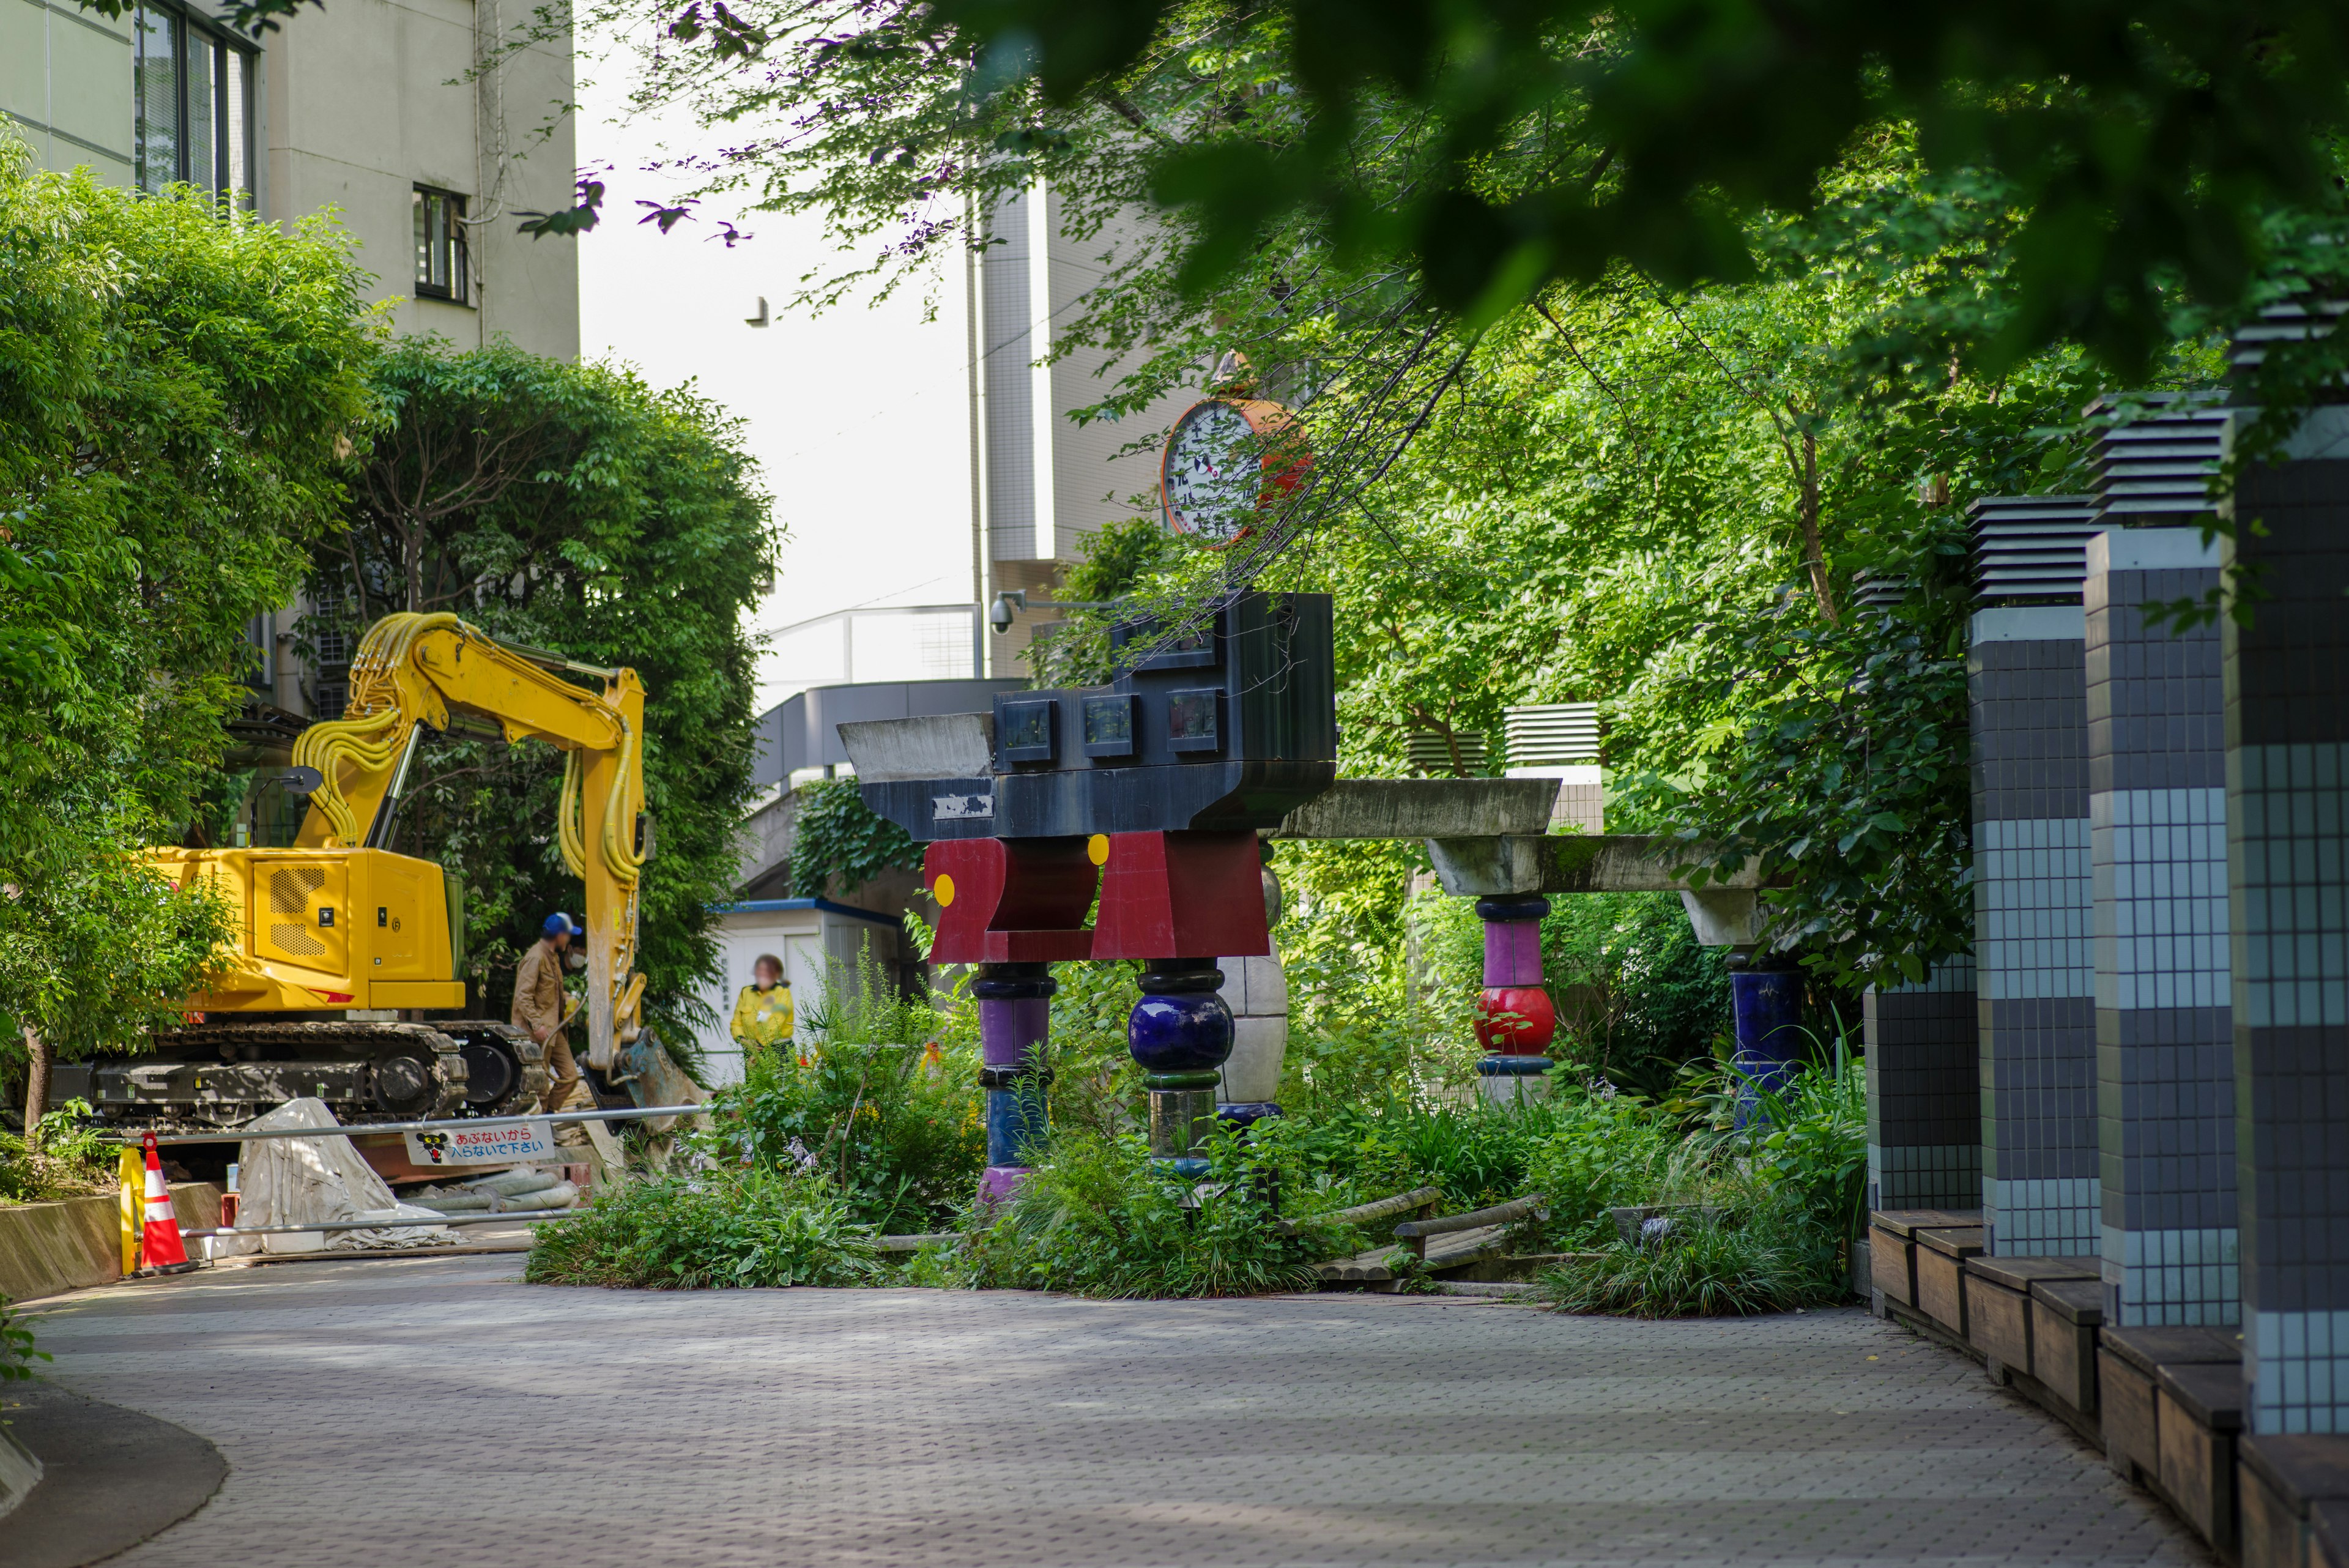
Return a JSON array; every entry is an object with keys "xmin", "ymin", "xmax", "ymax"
[
  {"xmin": 0, "ymin": 1186, "xmax": 224, "ymax": 1305},
  {"xmin": 0, "ymin": 1382, "xmax": 226, "ymax": 1568}
]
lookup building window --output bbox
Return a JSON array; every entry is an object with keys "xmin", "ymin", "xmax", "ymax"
[
  {"xmin": 133, "ymin": 2, "xmax": 256, "ymax": 206},
  {"xmin": 414, "ymin": 188, "xmax": 470, "ymax": 303}
]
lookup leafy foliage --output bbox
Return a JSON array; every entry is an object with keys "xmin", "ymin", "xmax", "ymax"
[
  {"xmin": 0, "ymin": 141, "xmax": 374, "ymax": 1101},
  {"xmin": 946, "ymin": 1125, "xmax": 1333, "ymax": 1299},
  {"xmin": 789, "ymin": 779, "xmax": 921, "ymax": 899},
  {"xmin": 699, "ymin": 953, "xmax": 982, "ymax": 1231},
  {"xmin": 523, "ymin": 1167, "xmax": 888, "ymax": 1288},
  {"xmin": 311, "ymin": 340, "xmax": 774, "ymax": 1037},
  {"xmin": 0, "ymin": 1099, "xmax": 116, "ymax": 1203},
  {"xmin": 910, "ymin": 0, "xmax": 2349, "ymax": 378},
  {"xmin": 0, "ymin": 1293, "xmax": 50, "ymax": 1380}
]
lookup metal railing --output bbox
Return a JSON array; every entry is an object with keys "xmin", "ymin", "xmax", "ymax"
[{"xmin": 113, "ymin": 1105, "xmax": 706, "ymax": 1146}]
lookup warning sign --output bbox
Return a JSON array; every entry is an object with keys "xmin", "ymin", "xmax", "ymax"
[{"xmin": 404, "ymin": 1120, "xmax": 558, "ymax": 1167}]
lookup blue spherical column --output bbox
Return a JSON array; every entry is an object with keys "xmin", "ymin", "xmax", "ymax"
[
  {"xmin": 1729, "ymin": 962, "xmax": 1804, "ymax": 1124},
  {"xmin": 972, "ymin": 962, "xmax": 1055, "ymax": 1202},
  {"xmin": 1129, "ymin": 959, "xmax": 1233, "ymax": 1180}
]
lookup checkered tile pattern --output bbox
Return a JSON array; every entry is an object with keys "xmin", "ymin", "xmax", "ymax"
[
  {"xmin": 1865, "ymin": 960, "xmax": 1980, "ymax": 1212},
  {"xmin": 1972, "ymin": 608, "xmax": 2099, "ymax": 1257},
  {"xmin": 2227, "ymin": 417, "xmax": 2349, "ymax": 1432},
  {"xmin": 2086, "ymin": 529, "xmax": 2236, "ymax": 1328}
]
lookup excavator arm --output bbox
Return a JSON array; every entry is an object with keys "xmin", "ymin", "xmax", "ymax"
[{"xmin": 290, "ymin": 612, "xmax": 651, "ymax": 1071}]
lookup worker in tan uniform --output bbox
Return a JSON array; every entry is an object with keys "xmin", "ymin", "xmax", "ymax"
[{"xmin": 513, "ymin": 912, "xmax": 584, "ymax": 1118}]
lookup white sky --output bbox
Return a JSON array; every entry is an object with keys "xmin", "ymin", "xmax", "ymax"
[{"xmin": 574, "ymin": 53, "xmax": 978, "ymax": 712}]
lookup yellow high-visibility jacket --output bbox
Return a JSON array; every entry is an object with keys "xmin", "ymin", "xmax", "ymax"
[{"xmin": 729, "ymin": 983, "xmax": 794, "ymax": 1050}]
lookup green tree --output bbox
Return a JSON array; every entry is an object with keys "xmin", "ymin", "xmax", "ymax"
[
  {"xmin": 310, "ymin": 340, "xmax": 774, "ymax": 1042},
  {"xmin": 0, "ymin": 139, "xmax": 375, "ymax": 1120}
]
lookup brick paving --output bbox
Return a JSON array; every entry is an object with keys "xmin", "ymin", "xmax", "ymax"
[{"xmin": 24, "ymin": 1257, "xmax": 2210, "ymax": 1566}]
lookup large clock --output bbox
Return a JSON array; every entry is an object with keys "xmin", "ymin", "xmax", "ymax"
[{"xmin": 1159, "ymin": 398, "xmax": 1308, "ymax": 546}]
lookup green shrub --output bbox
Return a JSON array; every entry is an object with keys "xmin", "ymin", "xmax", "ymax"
[
  {"xmin": 0, "ymin": 1099, "xmax": 114, "ymax": 1204},
  {"xmin": 700, "ymin": 951, "xmax": 984, "ymax": 1232},
  {"xmin": 945, "ymin": 1126, "xmax": 1341, "ymax": 1298},
  {"xmin": 1, "ymin": 1293, "xmax": 51, "ymax": 1381},
  {"xmin": 523, "ymin": 1168, "xmax": 886, "ymax": 1289},
  {"xmin": 1670, "ymin": 1022, "xmax": 1869, "ymax": 1238},
  {"xmin": 1540, "ymin": 1183, "xmax": 1845, "ymax": 1317}
]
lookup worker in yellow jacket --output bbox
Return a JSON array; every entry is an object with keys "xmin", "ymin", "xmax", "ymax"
[{"xmin": 730, "ymin": 954, "xmax": 795, "ymax": 1058}]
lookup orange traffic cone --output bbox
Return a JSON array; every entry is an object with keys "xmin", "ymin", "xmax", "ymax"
[{"xmin": 138, "ymin": 1134, "xmax": 195, "ymax": 1274}]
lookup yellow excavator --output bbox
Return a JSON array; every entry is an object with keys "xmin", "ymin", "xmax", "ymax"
[{"xmin": 62, "ymin": 612, "xmax": 680, "ymax": 1129}]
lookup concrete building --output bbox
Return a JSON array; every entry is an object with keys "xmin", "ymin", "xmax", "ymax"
[
  {"xmin": 967, "ymin": 188, "xmax": 1200, "ymax": 677},
  {"xmin": 2, "ymin": 0, "xmax": 579, "ymax": 359}
]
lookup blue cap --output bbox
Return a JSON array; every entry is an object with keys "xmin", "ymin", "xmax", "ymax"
[{"xmin": 543, "ymin": 912, "xmax": 578, "ymax": 937}]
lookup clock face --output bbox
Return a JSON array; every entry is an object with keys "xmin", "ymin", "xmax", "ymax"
[{"xmin": 1161, "ymin": 401, "xmax": 1264, "ymax": 545}]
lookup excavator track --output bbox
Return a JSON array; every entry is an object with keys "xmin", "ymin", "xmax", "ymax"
[
  {"xmin": 428, "ymin": 1020, "xmax": 550, "ymax": 1118},
  {"xmin": 85, "ymin": 1022, "xmax": 470, "ymax": 1131}
]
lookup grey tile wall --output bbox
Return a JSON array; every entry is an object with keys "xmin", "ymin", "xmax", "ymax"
[
  {"xmin": 2087, "ymin": 527, "xmax": 2236, "ymax": 1326},
  {"xmin": 1972, "ymin": 605, "xmax": 2099, "ymax": 1255},
  {"xmin": 2226, "ymin": 409, "xmax": 2349, "ymax": 1432},
  {"xmin": 1865, "ymin": 959, "xmax": 1980, "ymax": 1212}
]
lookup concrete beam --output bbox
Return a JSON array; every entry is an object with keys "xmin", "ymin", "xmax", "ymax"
[
  {"xmin": 1270, "ymin": 778, "xmax": 1560, "ymax": 840},
  {"xmin": 1425, "ymin": 834, "xmax": 1765, "ymax": 897},
  {"xmin": 837, "ymin": 713, "xmax": 994, "ymax": 782}
]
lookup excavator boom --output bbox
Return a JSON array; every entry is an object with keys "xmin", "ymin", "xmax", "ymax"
[{"xmin": 287, "ymin": 613, "xmax": 651, "ymax": 1069}]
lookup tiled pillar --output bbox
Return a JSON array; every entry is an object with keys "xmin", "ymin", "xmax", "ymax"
[
  {"xmin": 1865, "ymin": 959, "xmax": 1980, "ymax": 1212},
  {"xmin": 1972, "ymin": 603, "xmax": 2098, "ymax": 1256},
  {"xmin": 2226, "ymin": 409, "xmax": 2349, "ymax": 1432},
  {"xmin": 2087, "ymin": 527, "xmax": 2236, "ymax": 1326}
]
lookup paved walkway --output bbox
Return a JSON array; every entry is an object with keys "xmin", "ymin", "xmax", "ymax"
[{"xmin": 23, "ymin": 1257, "xmax": 2208, "ymax": 1567}]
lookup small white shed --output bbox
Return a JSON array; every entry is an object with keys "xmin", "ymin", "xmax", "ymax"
[{"xmin": 685, "ymin": 897, "xmax": 905, "ymax": 1087}]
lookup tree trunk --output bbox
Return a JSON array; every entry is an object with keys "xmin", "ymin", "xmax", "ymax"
[
  {"xmin": 1799, "ymin": 430, "xmax": 1838, "ymax": 625},
  {"xmin": 23, "ymin": 1025, "xmax": 51, "ymax": 1128}
]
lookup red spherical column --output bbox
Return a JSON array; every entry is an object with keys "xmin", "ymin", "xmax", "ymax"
[{"xmin": 1473, "ymin": 896, "xmax": 1554, "ymax": 1102}]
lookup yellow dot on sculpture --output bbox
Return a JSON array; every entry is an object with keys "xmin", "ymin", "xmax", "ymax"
[
  {"xmin": 1087, "ymin": 834, "xmax": 1110, "ymax": 866},
  {"xmin": 934, "ymin": 874, "xmax": 956, "ymax": 907}
]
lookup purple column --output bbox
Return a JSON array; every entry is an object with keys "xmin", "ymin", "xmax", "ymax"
[{"xmin": 973, "ymin": 962, "xmax": 1053, "ymax": 1202}]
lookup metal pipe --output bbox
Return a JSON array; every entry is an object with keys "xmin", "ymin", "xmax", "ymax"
[
  {"xmin": 111, "ymin": 1104, "xmax": 705, "ymax": 1146},
  {"xmin": 179, "ymin": 1209, "xmax": 587, "ymax": 1238}
]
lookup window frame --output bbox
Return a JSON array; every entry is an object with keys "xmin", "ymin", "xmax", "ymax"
[
  {"xmin": 412, "ymin": 186, "xmax": 472, "ymax": 305},
  {"xmin": 132, "ymin": 0, "xmax": 259, "ymax": 207}
]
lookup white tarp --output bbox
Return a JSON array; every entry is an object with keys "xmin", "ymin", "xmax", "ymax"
[{"xmin": 215, "ymin": 1098, "xmax": 458, "ymax": 1255}]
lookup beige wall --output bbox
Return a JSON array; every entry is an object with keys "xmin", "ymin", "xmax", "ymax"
[
  {"xmin": 264, "ymin": 0, "xmax": 577, "ymax": 357},
  {"xmin": 1, "ymin": 0, "xmax": 577, "ymax": 362},
  {"xmin": 0, "ymin": 0, "xmax": 137, "ymax": 184}
]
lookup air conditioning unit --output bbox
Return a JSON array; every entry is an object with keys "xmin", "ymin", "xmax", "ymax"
[
  {"xmin": 1501, "ymin": 703, "xmax": 1602, "ymax": 832},
  {"xmin": 1404, "ymin": 730, "xmax": 1489, "ymax": 778}
]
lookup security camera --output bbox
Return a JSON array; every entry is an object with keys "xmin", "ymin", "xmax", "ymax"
[{"xmin": 989, "ymin": 590, "xmax": 1026, "ymax": 633}]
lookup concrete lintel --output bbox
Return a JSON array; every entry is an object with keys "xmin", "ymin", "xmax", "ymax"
[
  {"xmin": 1425, "ymin": 834, "xmax": 1764, "ymax": 897},
  {"xmin": 1271, "ymin": 778, "xmax": 1559, "ymax": 840},
  {"xmin": 837, "ymin": 713, "xmax": 994, "ymax": 782}
]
